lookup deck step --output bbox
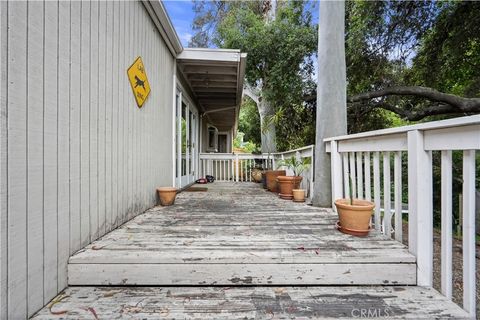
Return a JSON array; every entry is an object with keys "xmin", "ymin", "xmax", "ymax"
[
  {"xmin": 31, "ymin": 286, "xmax": 469, "ymax": 319},
  {"xmin": 68, "ymin": 262, "xmax": 415, "ymax": 286},
  {"xmin": 67, "ymin": 182, "xmax": 416, "ymax": 286}
]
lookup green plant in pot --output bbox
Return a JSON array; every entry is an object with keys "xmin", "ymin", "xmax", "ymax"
[
  {"xmin": 334, "ymin": 175, "xmax": 375, "ymax": 236},
  {"xmin": 276, "ymin": 156, "xmax": 311, "ymax": 200}
]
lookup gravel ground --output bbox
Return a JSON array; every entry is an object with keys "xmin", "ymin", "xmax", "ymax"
[{"xmin": 401, "ymin": 223, "xmax": 480, "ymax": 316}]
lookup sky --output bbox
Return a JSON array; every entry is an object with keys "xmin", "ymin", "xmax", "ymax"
[
  {"xmin": 163, "ymin": 0, "xmax": 320, "ymax": 48},
  {"xmin": 163, "ymin": 1, "xmax": 197, "ymax": 47}
]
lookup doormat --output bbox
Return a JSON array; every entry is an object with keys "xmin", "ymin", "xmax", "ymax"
[{"xmin": 185, "ymin": 186, "xmax": 208, "ymax": 192}]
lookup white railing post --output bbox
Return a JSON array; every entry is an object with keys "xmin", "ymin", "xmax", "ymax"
[
  {"xmin": 462, "ymin": 149, "xmax": 476, "ymax": 318},
  {"xmin": 330, "ymin": 140, "xmax": 343, "ymax": 207},
  {"xmin": 407, "ymin": 130, "xmax": 433, "ymax": 286},
  {"xmin": 235, "ymin": 153, "xmax": 239, "ymax": 182}
]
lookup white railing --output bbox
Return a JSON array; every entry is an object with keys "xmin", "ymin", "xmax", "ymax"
[
  {"xmin": 325, "ymin": 115, "xmax": 479, "ymax": 318},
  {"xmin": 199, "ymin": 145, "xmax": 315, "ymax": 198}
]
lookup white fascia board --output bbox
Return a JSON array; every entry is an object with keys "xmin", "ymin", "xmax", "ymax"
[{"xmin": 178, "ymin": 48, "xmax": 242, "ymax": 63}]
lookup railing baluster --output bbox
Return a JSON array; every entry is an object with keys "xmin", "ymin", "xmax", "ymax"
[
  {"xmin": 440, "ymin": 150, "xmax": 452, "ymax": 299},
  {"xmin": 223, "ymin": 160, "xmax": 226, "ymax": 181},
  {"xmin": 383, "ymin": 152, "xmax": 391, "ymax": 237},
  {"xmin": 364, "ymin": 152, "xmax": 371, "ymax": 201},
  {"xmin": 462, "ymin": 149, "xmax": 476, "ymax": 317},
  {"xmin": 235, "ymin": 154, "xmax": 239, "ymax": 182},
  {"xmin": 394, "ymin": 151, "xmax": 402, "ymax": 242},
  {"xmin": 243, "ymin": 159, "xmax": 246, "ymax": 182},
  {"xmin": 373, "ymin": 152, "xmax": 381, "ymax": 231},
  {"xmin": 356, "ymin": 151, "xmax": 363, "ymax": 199},
  {"xmin": 228, "ymin": 159, "xmax": 231, "ymax": 181},
  {"xmin": 342, "ymin": 153, "xmax": 349, "ymax": 199},
  {"xmin": 349, "ymin": 152, "xmax": 356, "ymax": 198}
]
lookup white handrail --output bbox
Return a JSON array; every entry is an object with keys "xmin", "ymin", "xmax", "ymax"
[
  {"xmin": 325, "ymin": 115, "xmax": 479, "ymax": 318},
  {"xmin": 199, "ymin": 145, "xmax": 315, "ymax": 199}
]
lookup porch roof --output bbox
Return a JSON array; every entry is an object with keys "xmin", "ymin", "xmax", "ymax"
[{"xmin": 177, "ymin": 48, "xmax": 247, "ymax": 131}]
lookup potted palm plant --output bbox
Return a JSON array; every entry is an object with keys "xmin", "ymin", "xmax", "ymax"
[
  {"xmin": 334, "ymin": 175, "xmax": 375, "ymax": 236},
  {"xmin": 276, "ymin": 156, "xmax": 311, "ymax": 200}
]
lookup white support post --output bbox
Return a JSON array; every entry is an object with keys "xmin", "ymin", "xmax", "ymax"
[
  {"xmin": 462, "ymin": 150, "xmax": 476, "ymax": 318},
  {"xmin": 440, "ymin": 150, "xmax": 452, "ymax": 300},
  {"xmin": 330, "ymin": 140, "xmax": 343, "ymax": 207},
  {"xmin": 235, "ymin": 153, "xmax": 239, "ymax": 182},
  {"xmin": 407, "ymin": 130, "xmax": 433, "ymax": 286}
]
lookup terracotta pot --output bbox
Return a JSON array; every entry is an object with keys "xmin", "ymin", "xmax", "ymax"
[
  {"xmin": 276, "ymin": 176, "xmax": 302, "ymax": 200},
  {"xmin": 251, "ymin": 168, "xmax": 263, "ymax": 183},
  {"xmin": 265, "ymin": 170, "xmax": 286, "ymax": 192},
  {"xmin": 292, "ymin": 189, "xmax": 306, "ymax": 202},
  {"xmin": 334, "ymin": 199, "xmax": 375, "ymax": 236},
  {"xmin": 157, "ymin": 187, "xmax": 177, "ymax": 206}
]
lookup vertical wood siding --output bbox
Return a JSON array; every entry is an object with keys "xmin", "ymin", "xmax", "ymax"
[{"xmin": 0, "ymin": 1, "xmax": 175, "ymax": 318}]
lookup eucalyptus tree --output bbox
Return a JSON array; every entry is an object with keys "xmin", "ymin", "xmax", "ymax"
[
  {"xmin": 312, "ymin": 0, "xmax": 347, "ymax": 207},
  {"xmin": 190, "ymin": 0, "xmax": 317, "ymax": 153}
]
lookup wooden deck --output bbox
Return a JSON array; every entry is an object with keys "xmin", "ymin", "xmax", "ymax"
[
  {"xmin": 31, "ymin": 182, "xmax": 469, "ymax": 318},
  {"xmin": 68, "ymin": 182, "xmax": 416, "ymax": 286},
  {"xmin": 31, "ymin": 286, "xmax": 469, "ymax": 319}
]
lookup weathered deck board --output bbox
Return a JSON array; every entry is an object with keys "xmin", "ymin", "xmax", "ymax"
[
  {"xmin": 68, "ymin": 182, "xmax": 416, "ymax": 286},
  {"xmin": 31, "ymin": 286, "xmax": 469, "ymax": 319}
]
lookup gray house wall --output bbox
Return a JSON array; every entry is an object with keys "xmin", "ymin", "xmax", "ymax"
[{"xmin": 0, "ymin": 1, "xmax": 175, "ymax": 318}]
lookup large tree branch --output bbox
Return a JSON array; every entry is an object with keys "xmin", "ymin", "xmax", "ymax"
[
  {"xmin": 360, "ymin": 101, "xmax": 466, "ymax": 121},
  {"xmin": 348, "ymin": 86, "xmax": 480, "ymax": 111},
  {"xmin": 243, "ymin": 82, "xmax": 261, "ymax": 104}
]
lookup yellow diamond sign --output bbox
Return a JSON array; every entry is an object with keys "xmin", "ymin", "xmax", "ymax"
[{"xmin": 127, "ymin": 57, "xmax": 151, "ymax": 108}]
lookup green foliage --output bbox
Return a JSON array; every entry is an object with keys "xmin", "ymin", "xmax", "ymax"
[
  {"xmin": 233, "ymin": 132, "xmax": 260, "ymax": 153},
  {"xmin": 345, "ymin": 1, "xmax": 439, "ymax": 132},
  {"xmin": 191, "ymin": 1, "xmax": 317, "ymax": 151},
  {"xmin": 409, "ymin": 2, "xmax": 480, "ymax": 98},
  {"xmin": 238, "ymin": 97, "xmax": 261, "ymax": 146},
  {"xmin": 276, "ymin": 155, "xmax": 311, "ymax": 176}
]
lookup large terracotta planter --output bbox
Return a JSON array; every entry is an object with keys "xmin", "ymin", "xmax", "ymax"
[
  {"xmin": 265, "ymin": 170, "xmax": 286, "ymax": 192},
  {"xmin": 157, "ymin": 187, "xmax": 177, "ymax": 206},
  {"xmin": 292, "ymin": 189, "xmax": 306, "ymax": 202},
  {"xmin": 276, "ymin": 176, "xmax": 302, "ymax": 200},
  {"xmin": 334, "ymin": 199, "xmax": 375, "ymax": 236}
]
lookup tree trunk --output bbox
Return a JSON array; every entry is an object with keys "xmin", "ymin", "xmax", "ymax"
[
  {"xmin": 313, "ymin": 0, "xmax": 347, "ymax": 207},
  {"xmin": 258, "ymin": 99, "xmax": 276, "ymax": 154},
  {"xmin": 243, "ymin": 85, "xmax": 277, "ymax": 154}
]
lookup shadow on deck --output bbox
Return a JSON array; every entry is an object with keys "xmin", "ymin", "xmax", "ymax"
[{"xmin": 31, "ymin": 182, "xmax": 470, "ymax": 319}]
